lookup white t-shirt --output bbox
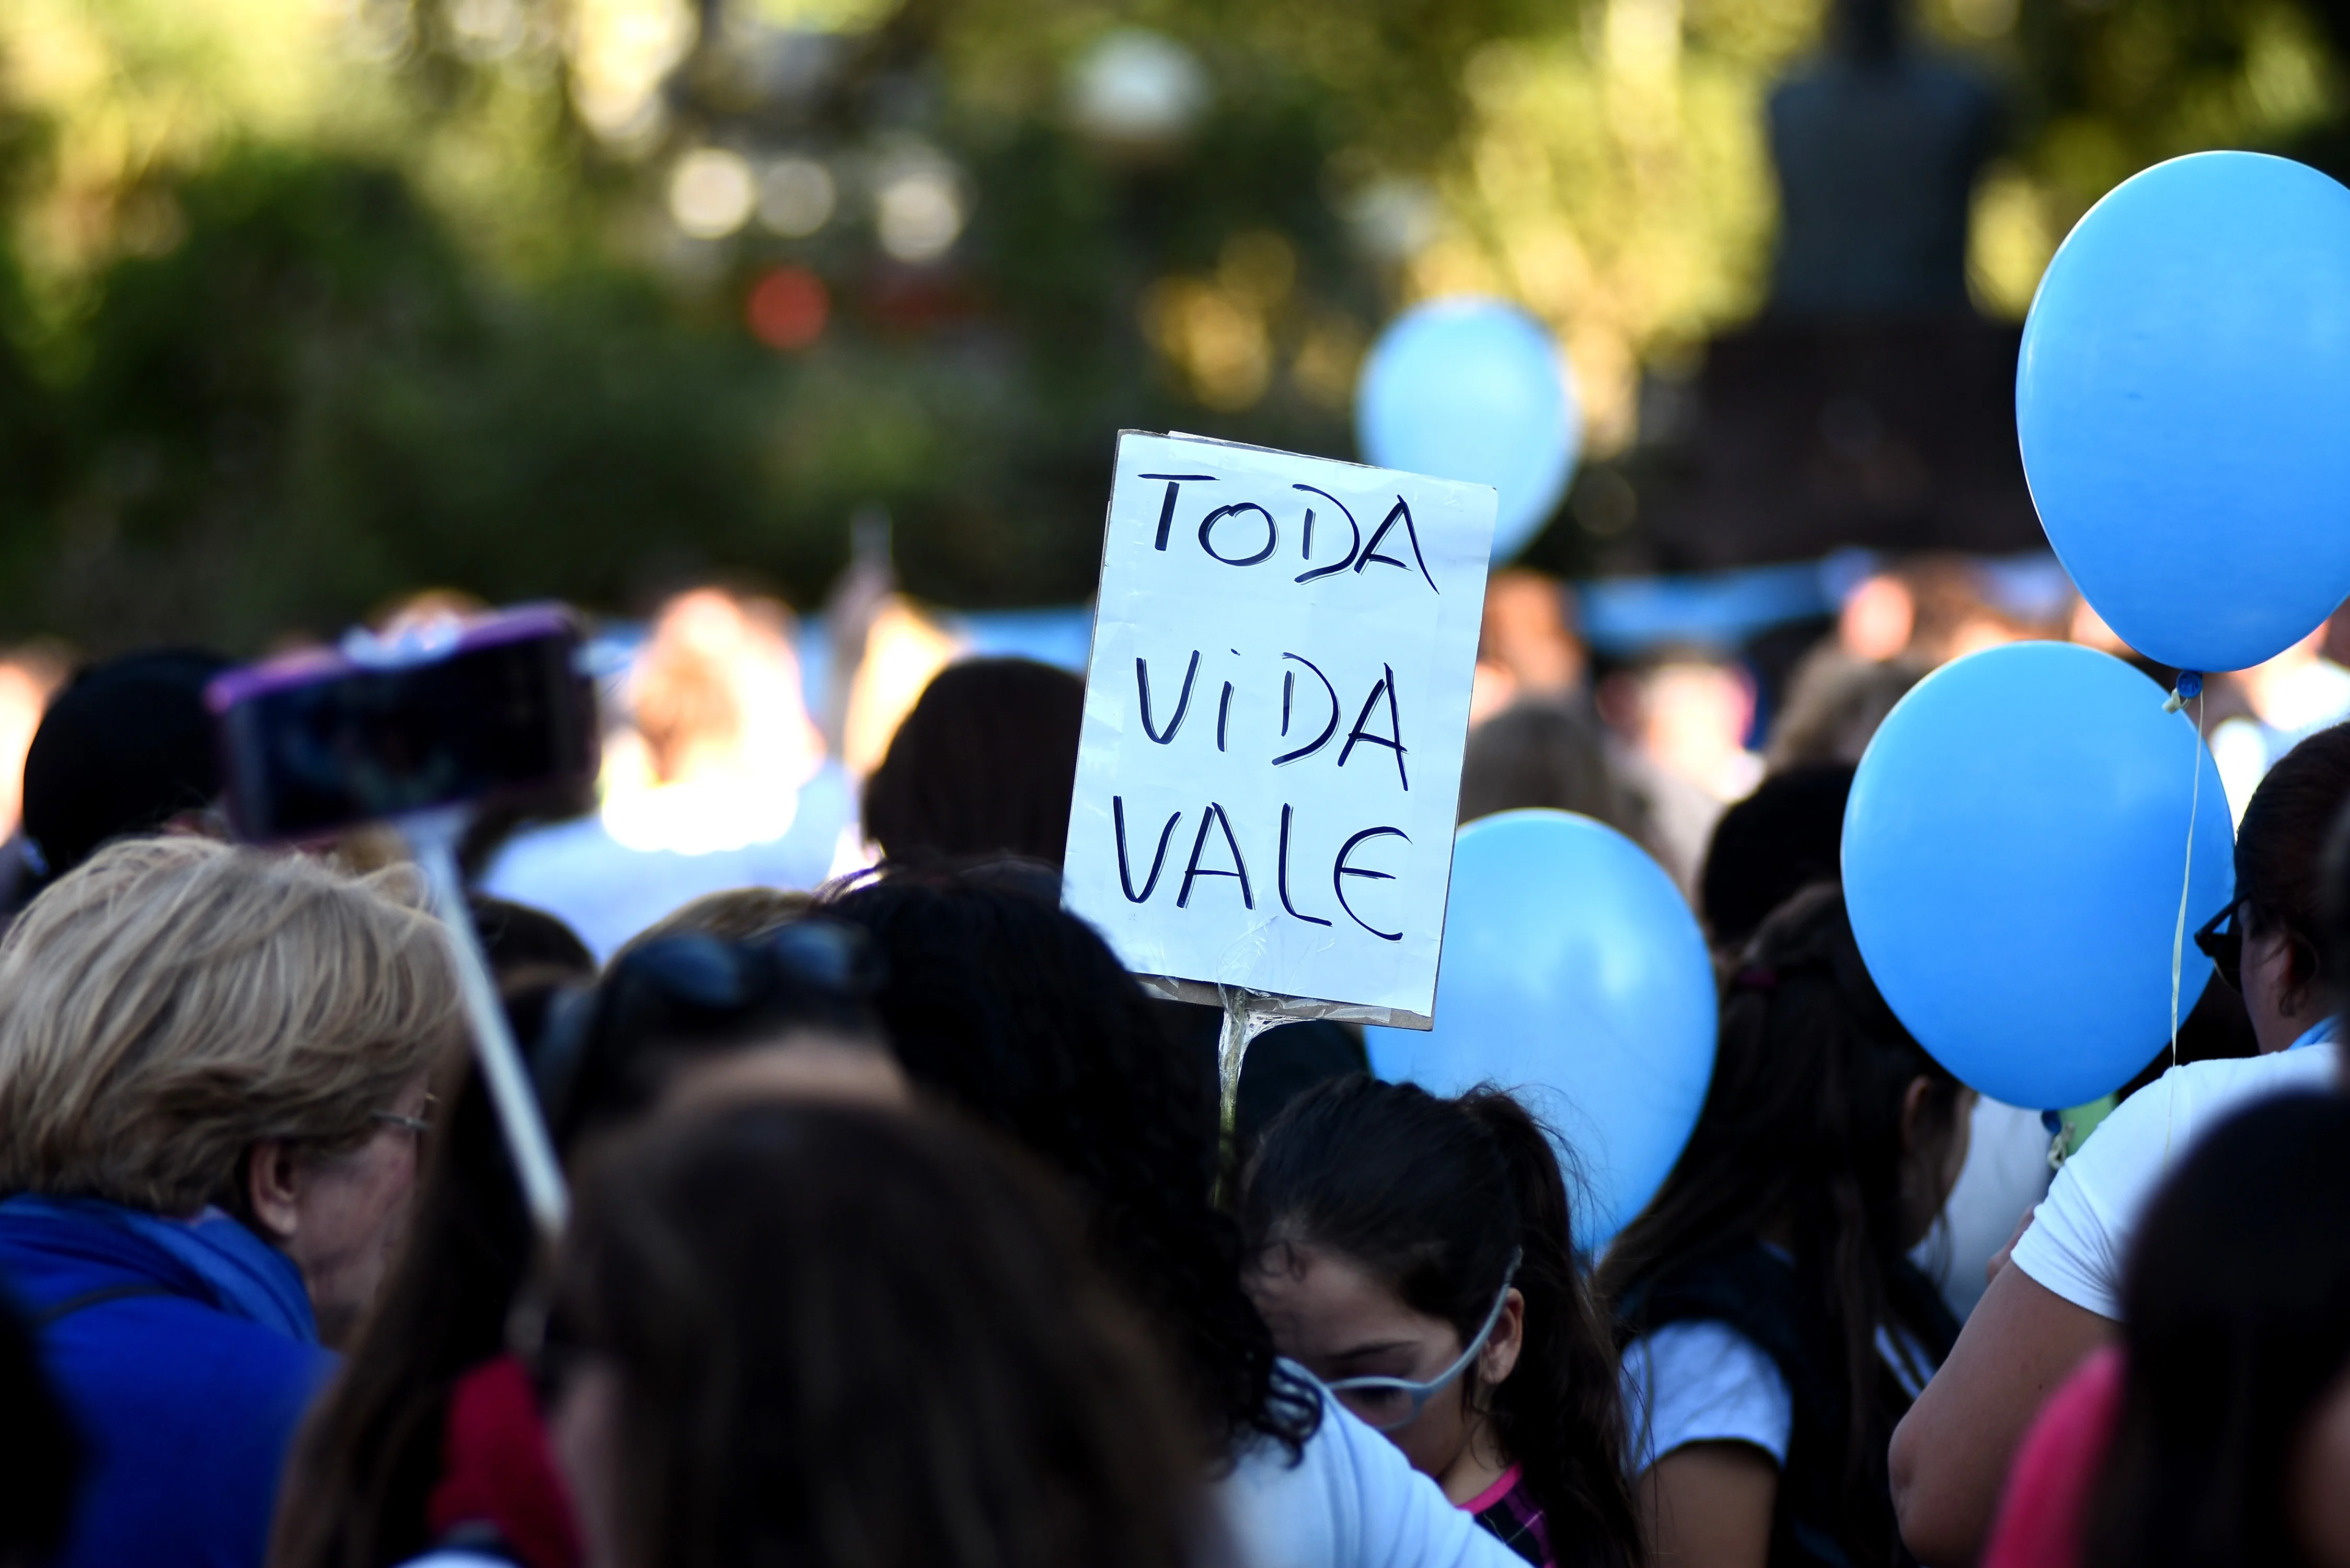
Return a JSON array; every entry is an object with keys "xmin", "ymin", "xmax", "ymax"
[
  {"xmin": 2010, "ymin": 1031, "xmax": 2339, "ymax": 1320},
  {"xmin": 1219, "ymin": 1362, "xmax": 1525, "ymax": 1568},
  {"xmin": 1618, "ymin": 1309, "xmax": 1939, "ymax": 1473},
  {"xmin": 1620, "ymin": 1319, "xmax": 1794, "ymax": 1470}
]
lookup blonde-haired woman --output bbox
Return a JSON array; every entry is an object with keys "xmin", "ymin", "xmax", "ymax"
[{"xmin": 0, "ymin": 837, "xmax": 464, "ymax": 1568}]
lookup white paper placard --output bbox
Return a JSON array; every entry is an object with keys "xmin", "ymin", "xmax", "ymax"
[{"xmin": 1063, "ymin": 431, "xmax": 1497, "ymax": 1028}]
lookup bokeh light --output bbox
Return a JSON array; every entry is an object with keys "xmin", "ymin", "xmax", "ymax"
[
  {"xmin": 669, "ymin": 147, "xmax": 756, "ymax": 239},
  {"xmin": 758, "ymin": 156, "xmax": 837, "ymax": 238},
  {"xmin": 873, "ymin": 156, "xmax": 966, "ymax": 263},
  {"xmin": 746, "ymin": 266, "xmax": 830, "ymax": 350},
  {"xmin": 1067, "ymin": 29, "xmax": 1210, "ymax": 145}
]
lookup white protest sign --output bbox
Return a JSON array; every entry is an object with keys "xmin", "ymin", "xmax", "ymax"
[{"xmin": 1063, "ymin": 432, "xmax": 1496, "ymax": 1027}]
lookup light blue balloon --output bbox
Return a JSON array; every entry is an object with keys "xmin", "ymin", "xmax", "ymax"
[
  {"xmin": 1367, "ymin": 810, "xmax": 1715, "ymax": 1248},
  {"xmin": 2019, "ymin": 152, "xmax": 2350, "ymax": 673},
  {"xmin": 1844, "ymin": 642, "xmax": 2234, "ymax": 1110},
  {"xmin": 1356, "ymin": 298, "xmax": 1581, "ymax": 563}
]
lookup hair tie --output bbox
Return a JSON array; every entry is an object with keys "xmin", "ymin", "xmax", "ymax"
[{"xmin": 1733, "ymin": 964, "xmax": 1779, "ymax": 993}]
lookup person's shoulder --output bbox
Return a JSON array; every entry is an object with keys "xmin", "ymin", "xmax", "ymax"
[
  {"xmin": 49, "ymin": 1289, "xmax": 328, "ymax": 1391},
  {"xmin": 2172, "ymin": 1040, "xmax": 2338, "ymax": 1103},
  {"xmin": 2086, "ymin": 1043, "xmax": 2336, "ymax": 1157}
]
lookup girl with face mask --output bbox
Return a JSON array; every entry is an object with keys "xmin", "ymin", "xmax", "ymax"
[{"xmin": 1241, "ymin": 1076, "xmax": 1643, "ymax": 1568}]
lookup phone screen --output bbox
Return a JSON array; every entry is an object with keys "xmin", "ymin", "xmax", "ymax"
[{"xmin": 214, "ymin": 620, "xmax": 596, "ymax": 841}]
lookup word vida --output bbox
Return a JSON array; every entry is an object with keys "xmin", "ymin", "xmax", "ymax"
[{"xmin": 1110, "ymin": 645, "xmax": 1413, "ymax": 941}]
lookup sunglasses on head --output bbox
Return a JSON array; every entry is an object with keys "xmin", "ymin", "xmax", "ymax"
[{"xmin": 532, "ymin": 918, "xmax": 880, "ymax": 1136}]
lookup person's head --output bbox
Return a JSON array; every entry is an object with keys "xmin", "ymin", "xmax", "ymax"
[
  {"xmin": 1596, "ymin": 651, "xmax": 1756, "ymax": 799},
  {"xmin": 2084, "ymin": 1092, "xmax": 2350, "ymax": 1568},
  {"xmin": 270, "ymin": 919, "xmax": 894, "ymax": 1568},
  {"xmin": 626, "ymin": 587, "xmax": 820, "ymax": 787},
  {"xmin": 2212, "ymin": 723, "xmax": 2350, "ymax": 1051},
  {"xmin": 468, "ymin": 895, "xmax": 596, "ymax": 989},
  {"xmin": 822, "ymin": 868, "xmax": 1311, "ymax": 1457},
  {"xmin": 1600, "ymin": 885, "xmax": 1971, "ymax": 1473},
  {"xmin": 1241, "ymin": 1079, "xmax": 1641, "ymax": 1568},
  {"xmin": 1477, "ymin": 571, "xmax": 1586, "ymax": 702},
  {"xmin": 536, "ymin": 919, "xmax": 898, "ymax": 1148},
  {"xmin": 547, "ymin": 1100, "xmax": 1211, "ymax": 1568},
  {"xmin": 19, "ymin": 647, "xmax": 228, "ymax": 886},
  {"xmin": 1764, "ymin": 649, "xmax": 1922, "ymax": 772},
  {"xmin": 861, "ymin": 658, "xmax": 1086, "ymax": 866},
  {"xmin": 0, "ymin": 642, "xmax": 66, "ymax": 845},
  {"xmin": 613, "ymin": 886, "xmax": 814, "ymax": 960},
  {"xmin": 1457, "ymin": 700, "xmax": 1649, "ymax": 848},
  {"xmin": 0, "ymin": 837, "xmax": 460, "ymax": 1344},
  {"xmin": 1699, "ymin": 762, "xmax": 1856, "ymax": 952},
  {"xmin": 1231, "ymin": 1019, "xmax": 1370, "ymax": 1169}
]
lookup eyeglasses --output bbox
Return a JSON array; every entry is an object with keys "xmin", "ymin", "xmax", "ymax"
[
  {"xmin": 370, "ymin": 1092, "xmax": 437, "ymax": 1139},
  {"xmin": 2194, "ymin": 901, "xmax": 2244, "ymax": 993},
  {"xmin": 1323, "ymin": 1250, "xmax": 1522, "ymax": 1432}
]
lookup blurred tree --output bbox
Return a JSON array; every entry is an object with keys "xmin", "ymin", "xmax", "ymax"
[{"xmin": 0, "ymin": 0, "xmax": 2344, "ymax": 650}]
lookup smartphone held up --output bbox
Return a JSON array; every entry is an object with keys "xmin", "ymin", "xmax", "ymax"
[{"xmin": 206, "ymin": 604, "xmax": 598, "ymax": 846}]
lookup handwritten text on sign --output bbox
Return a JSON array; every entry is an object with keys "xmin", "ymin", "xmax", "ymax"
[{"xmin": 1063, "ymin": 433, "xmax": 1495, "ymax": 1025}]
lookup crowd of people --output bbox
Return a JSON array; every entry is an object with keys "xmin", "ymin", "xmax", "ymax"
[{"xmin": 3, "ymin": 561, "xmax": 2350, "ymax": 1568}]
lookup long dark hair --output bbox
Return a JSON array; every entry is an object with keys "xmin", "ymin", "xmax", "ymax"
[
  {"xmin": 822, "ymin": 868, "xmax": 1316, "ymax": 1459},
  {"xmin": 2083, "ymin": 1092, "xmax": 2350, "ymax": 1568},
  {"xmin": 1598, "ymin": 885, "xmax": 1963, "ymax": 1526},
  {"xmin": 558, "ymin": 1100, "xmax": 1212, "ymax": 1568},
  {"xmin": 1240, "ymin": 1077, "xmax": 1643, "ymax": 1568},
  {"xmin": 270, "ymin": 927, "xmax": 881, "ymax": 1568}
]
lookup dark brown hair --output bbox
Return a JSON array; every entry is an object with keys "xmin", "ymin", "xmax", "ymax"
[
  {"xmin": 861, "ymin": 658, "xmax": 1084, "ymax": 866},
  {"xmin": 2234, "ymin": 722, "xmax": 2350, "ymax": 996},
  {"xmin": 556, "ymin": 1100, "xmax": 1212, "ymax": 1568},
  {"xmin": 1242, "ymin": 1078, "xmax": 1643, "ymax": 1568}
]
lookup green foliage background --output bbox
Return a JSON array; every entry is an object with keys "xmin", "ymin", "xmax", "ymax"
[{"xmin": 0, "ymin": 0, "xmax": 2345, "ymax": 652}]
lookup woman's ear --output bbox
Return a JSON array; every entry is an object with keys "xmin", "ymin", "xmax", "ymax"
[
  {"xmin": 2286, "ymin": 933, "xmax": 2322, "ymax": 1012},
  {"xmin": 244, "ymin": 1139, "xmax": 304, "ymax": 1246},
  {"xmin": 1480, "ymin": 1288, "xmax": 1526, "ymax": 1387},
  {"xmin": 1897, "ymin": 1074, "xmax": 1936, "ymax": 1155}
]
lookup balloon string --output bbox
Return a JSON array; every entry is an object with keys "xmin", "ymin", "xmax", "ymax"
[{"xmin": 2163, "ymin": 683, "xmax": 2204, "ymax": 1168}]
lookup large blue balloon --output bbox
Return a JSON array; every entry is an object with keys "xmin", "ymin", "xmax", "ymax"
[
  {"xmin": 2019, "ymin": 152, "xmax": 2350, "ymax": 673},
  {"xmin": 1356, "ymin": 298, "xmax": 1581, "ymax": 563},
  {"xmin": 1367, "ymin": 810, "xmax": 1715, "ymax": 1247},
  {"xmin": 1844, "ymin": 642, "xmax": 2234, "ymax": 1110}
]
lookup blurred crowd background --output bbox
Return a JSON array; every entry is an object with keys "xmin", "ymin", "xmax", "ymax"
[{"xmin": 4, "ymin": 0, "xmax": 2350, "ymax": 893}]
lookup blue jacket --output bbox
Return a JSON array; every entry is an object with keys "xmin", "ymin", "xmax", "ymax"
[{"xmin": 0, "ymin": 1194, "xmax": 333, "ymax": 1568}]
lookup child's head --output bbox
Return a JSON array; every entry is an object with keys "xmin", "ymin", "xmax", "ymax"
[{"xmin": 1239, "ymin": 1077, "xmax": 1641, "ymax": 1568}]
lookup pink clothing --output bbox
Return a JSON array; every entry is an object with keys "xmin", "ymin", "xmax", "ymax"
[
  {"xmin": 1461, "ymin": 1467, "xmax": 1522, "ymax": 1516},
  {"xmin": 1982, "ymin": 1346, "xmax": 2126, "ymax": 1568},
  {"xmin": 1459, "ymin": 1463, "xmax": 1552, "ymax": 1568}
]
